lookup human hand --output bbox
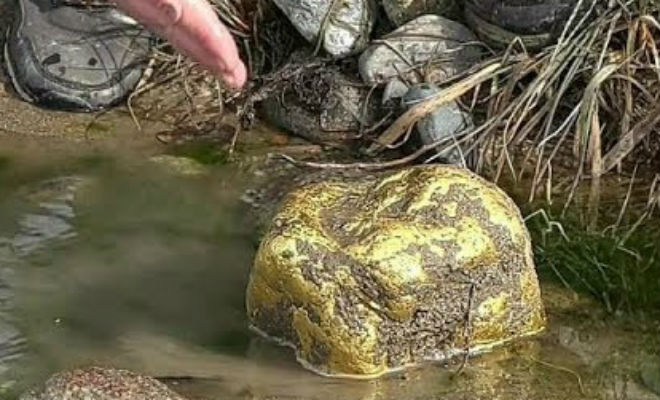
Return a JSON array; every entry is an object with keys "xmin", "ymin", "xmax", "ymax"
[{"xmin": 113, "ymin": 0, "xmax": 247, "ymax": 89}]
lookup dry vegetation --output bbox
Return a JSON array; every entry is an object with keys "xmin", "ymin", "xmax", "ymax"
[{"xmin": 131, "ymin": 0, "xmax": 659, "ymax": 213}]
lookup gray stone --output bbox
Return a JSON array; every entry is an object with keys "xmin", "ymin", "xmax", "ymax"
[
  {"xmin": 402, "ymin": 83, "xmax": 473, "ymax": 165},
  {"xmin": 359, "ymin": 15, "xmax": 480, "ymax": 85},
  {"xmin": 382, "ymin": 78, "xmax": 409, "ymax": 105},
  {"xmin": 260, "ymin": 71, "xmax": 379, "ymax": 144},
  {"xmin": 383, "ymin": 0, "xmax": 459, "ymax": 26},
  {"xmin": 272, "ymin": 0, "xmax": 375, "ymax": 58}
]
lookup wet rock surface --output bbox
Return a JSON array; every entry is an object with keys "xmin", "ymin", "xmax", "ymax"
[
  {"xmin": 19, "ymin": 367, "xmax": 186, "ymax": 400},
  {"xmin": 260, "ymin": 70, "xmax": 380, "ymax": 145},
  {"xmin": 382, "ymin": 0, "xmax": 458, "ymax": 26},
  {"xmin": 401, "ymin": 83, "xmax": 473, "ymax": 165},
  {"xmin": 246, "ymin": 165, "xmax": 546, "ymax": 377},
  {"xmin": 272, "ymin": 0, "xmax": 375, "ymax": 58},
  {"xmin": 359, "ymin": 15, "xmax": 481, "ymax": 85}
]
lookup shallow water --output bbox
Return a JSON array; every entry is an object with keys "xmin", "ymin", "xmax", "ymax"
[{"xmin": 0, "ymin": 133, "xmax": 658, "ymax": 400}]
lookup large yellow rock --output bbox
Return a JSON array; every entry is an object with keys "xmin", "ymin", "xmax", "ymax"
[{"xmin": 246, "ymin": 165, "xmax": 545, "ymax": 378}]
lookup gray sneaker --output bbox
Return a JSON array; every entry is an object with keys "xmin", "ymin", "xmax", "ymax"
[{"xmin": 3, "ymin": 0, "xmax": 152, "ymax": 112}]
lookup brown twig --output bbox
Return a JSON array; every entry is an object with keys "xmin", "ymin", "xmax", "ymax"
[{"xmin": 453, "ymin": 283, "xmax": 476, "ymax": 378}]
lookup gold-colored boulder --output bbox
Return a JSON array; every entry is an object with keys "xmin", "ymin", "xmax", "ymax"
[{"xmin": 246, "ymin": 165, "xmax": 545, "ymax": 378}]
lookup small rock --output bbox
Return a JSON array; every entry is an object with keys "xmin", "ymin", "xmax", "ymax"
[
  {"xmin": 20, "ymin": 367, "xmax": 187, "ymax": 400},
  {"xmin": 382, "ymin": 78, "xmax": 409, "ymax": 105},
  {"xmin": 402, "ymin": 83, "xmax": 473, "ymax": 165},
  {"xmin": 149, "ymin": 155, "xmax": 207, "ymax": 176},
  {"xmin": 260, "ymin": 71, "xmax": 379, "ymax": 145},
  {"xmin": 382, "ymin": 0, "xmax": 458, "ymax": 26},
  {"xmin": 272, "ymin": 0, "xmax": 375, "ymax": 58},
  {"xmin": 556, "ymin": 325, "xmax": 599, "ymax": 366},
  {"xmin": 359, "ymin": 15, "xmax": 481, "ymax": 85}
]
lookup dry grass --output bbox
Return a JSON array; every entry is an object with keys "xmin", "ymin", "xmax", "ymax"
[
  {"xmin": 367, "ymin": 0, "xmax": 660, "ymax": 206},
  {"xmin": 131, "ymin": 0, "xmax": 659, "ymax": 206}
]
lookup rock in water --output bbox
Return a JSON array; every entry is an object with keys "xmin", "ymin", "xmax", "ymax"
[
  {"xmin": 359, "ymin": 15, "xmax": 480, "ymax": 85},
  {"xmin": 272, "ymin": 0, "xmax": 375, "ymax": 58},
  {"xmin": 20, "ymin": 367, "xmax": 186, "ymax": 400},
  {"xmin": 382, "ymin": 0, "xmax": 458, "ymax": 26},
  {"xmin": 402, "ymin": 83, "xmax": 473, "ymax": 165},
  {"xmin": 246, "ymin": 165, "xmax": 546, "ymax": 377}
]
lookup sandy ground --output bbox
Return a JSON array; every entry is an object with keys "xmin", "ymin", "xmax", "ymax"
[{"xmin": 0, "ymin": 0, "xmax": 169, "ymax": 143}]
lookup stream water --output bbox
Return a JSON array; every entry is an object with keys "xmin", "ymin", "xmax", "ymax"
[{"xmin": 0, "ymin": 129, "xmax": 658, "ymax": 400}]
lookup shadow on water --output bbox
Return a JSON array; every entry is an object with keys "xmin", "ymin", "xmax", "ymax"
[{"xmin": 0, "ymin": 136, "xmax": 658, "ymax": 400}]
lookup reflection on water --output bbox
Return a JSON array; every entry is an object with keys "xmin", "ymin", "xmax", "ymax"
[
  {"xmin": 0, "ymin": 139, "xmax": 255, "ymax": 396},
  {"xmin": 0, "ymin": 137, "xmax": 658, "ymax": 400},
  {"xmin": 8, "ymin": 177, "xmax": 83, "ymax": 257}
]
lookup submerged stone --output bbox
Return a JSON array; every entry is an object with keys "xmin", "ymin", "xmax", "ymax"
[
  {"xmin": 272, "ymin": 0, "xmax": 375, "ymax": 58},
  {"xmin": 20, "ymin": 367, "xmax": 186, "ymax": 400},
  {"xmin": 359, "ymin": 15, "xmax": 480, "ymax": 85},
  {"xmin": 246, "ymin": 165, "xmax": 546, "ymax": 378}
]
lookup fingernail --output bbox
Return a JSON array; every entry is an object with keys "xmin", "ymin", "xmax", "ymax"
[{"xmin": 223, "ymin": 62, "xmax": 247, "ymax": 90}]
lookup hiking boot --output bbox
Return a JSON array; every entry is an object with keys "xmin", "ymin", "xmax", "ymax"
[
  {"xmin": 464, "ymin": 0, "xmax": 580, "ymax": 50},
  {"xmin": 3, "ymin": 0, "xmax": 152, "ymax": 112}
]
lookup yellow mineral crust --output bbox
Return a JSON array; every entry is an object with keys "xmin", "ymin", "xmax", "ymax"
[{"xmin": 246, "ymin": 165, "xmax": 545, "ymax": 378}]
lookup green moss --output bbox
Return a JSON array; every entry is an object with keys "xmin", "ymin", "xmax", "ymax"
[{"xmin": 168, "ymin": 143, "xmax": 229, "ymax": 166}]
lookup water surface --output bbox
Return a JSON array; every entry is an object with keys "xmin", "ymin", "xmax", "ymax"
[{"xmin": 0, "ymin": 134, "xmax": 658, "ymax": 400}]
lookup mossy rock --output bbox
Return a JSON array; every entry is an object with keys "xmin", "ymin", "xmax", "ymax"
[{"xmin": 246, "ymin": 165, "xmax": 546, "ymax": 378}]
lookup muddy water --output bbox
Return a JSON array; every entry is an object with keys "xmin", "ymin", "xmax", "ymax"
[{"xmin": 0, "ymin": 130, "xmax": 658, "ymax": 400}]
